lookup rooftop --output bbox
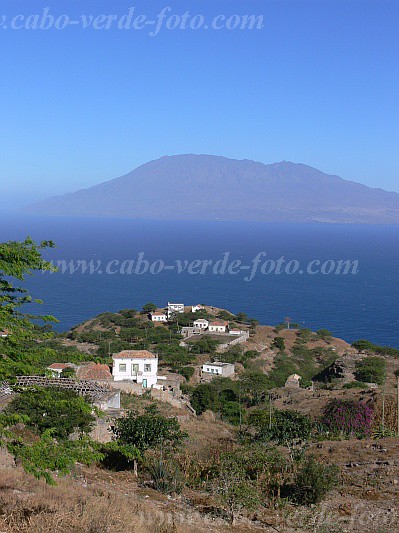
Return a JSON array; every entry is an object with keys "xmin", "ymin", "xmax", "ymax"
[
  {"xmin": 203, "ymin": 361, "xmax": 234, "ymax": 368},
  {"xmin": 112, "ymin": 350, "xmax": 157, "ymax": 360},
  {"xmin": 77, "ymin": 363, "xmax": 112, "ymax": 381},
  {"xmin": 209, "ymin": 321, "xmax": 228, "ymax": 326},
  {"xmin": 47, "ymin": 362, "xmax": 73, "ymax": 370}
]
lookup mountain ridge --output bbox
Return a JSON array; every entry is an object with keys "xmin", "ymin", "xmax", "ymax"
[{"xmin": 23, "ymin": 154, "xmax": 399, "ymax": 223}]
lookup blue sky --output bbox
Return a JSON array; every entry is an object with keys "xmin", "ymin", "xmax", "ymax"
[{"xmin": 1, "ymin": 0, "xmax": 398, "ymax": 209}]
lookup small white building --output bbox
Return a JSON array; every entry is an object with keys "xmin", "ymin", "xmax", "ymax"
[
  {"xmin": 229, "ymin": 328, "xmax": 245, "ymax": 335},
  {"xmin": 202, "ymin": 362, "xmax": 235, "ymax": 378},
  {"xmin": 46, "ymin": 362, "xmax": 76, "ymax": 377},
  {"xmin": 150, "ymin": 311, "xmax": 167, "ymax": 322},
  {"xmin": 208, "ymin": 321, "xmax": 228, "ymax": 333},
  {"xmin": 191, "ymin": 304, "xmax": 204, "ymax": 313},
  {"xmin": 167, "ymin": 302, "xmax": 185, "ymax": 318},
  {"xmin": 0, "ymin": 330, "xmax": 10, "ymax": 338},
  {"xmin": 112, "ymin": 350, "xmax": 158, "ymax": 388},
  {"xmin": 193, "ymin": 319, "xmax": 209, "ymax": 330}
]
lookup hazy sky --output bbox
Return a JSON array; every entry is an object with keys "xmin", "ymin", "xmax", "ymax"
[{"xmin": 1, "ymin": 0, "xmax": 398, "ymax": 209}]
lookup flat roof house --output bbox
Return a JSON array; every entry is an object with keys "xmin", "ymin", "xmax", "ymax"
[
  {"xmin": 229, "ymin": 328, "xmax": 245, "ymax": 335},
  {"xmin": 167, "ymin": 302, "xmax": 185, "ymax": 318},
  {"xmin": 208, "ymin": 320, "xmax": 228, "ymax": 333},
  {"xmin": 202, "ymin": 362, "xmax": 235, "ymax": 378},
  {"xmin": 112, "ymin": 350, "xmax": 158, "ymax": 388},
  {"xmin": 193, "ymin": 319, "xmax": 209, "ymax": 330},
  {"xmin": 150, "ymin": 311, "xmax": 167, "ymax": 322}
]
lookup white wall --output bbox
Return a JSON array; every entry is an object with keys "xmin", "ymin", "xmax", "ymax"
[{"xmin": 112, "ymin": 357, "xmax": 158, "ymax": 387}]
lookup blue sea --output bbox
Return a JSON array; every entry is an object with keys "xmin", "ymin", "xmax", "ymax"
[{"xmin": 1, "ymin": 215, "xmax": 398, "ymax": 347}]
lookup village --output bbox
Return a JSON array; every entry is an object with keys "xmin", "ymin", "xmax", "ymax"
[
  {"xmin": 39, "ymin": 301, "xmax": 249, "ymax": 413},
  {"xmin": 1, "ymin": 299, "xmax": 399, "ymax": 532}
]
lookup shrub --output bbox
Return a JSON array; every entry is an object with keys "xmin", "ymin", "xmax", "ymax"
[
  {"xmin": 273, "ymin": 337, "xmax": 285, "ymax": 350},
  {"xmin": 352, "ymin": 340, "xmax": 399, "ymax": 357},
  {"xmin": 343, "ymin": 381, "xmax": 368, "ymax": 389},
  {"xmin": 190, "ymin": 383, "xmax": 219, "ymax": 414},
  {"xmin": 147, "ymin": 455, "xmax": 183, "ymax": 495},
  {"xmin": 180, "ymin": 366, "xmax": 195, "ymax": 381},
  {"xmin": 259, "ymin": 409, "xmax": 313, "ymax": 445},
  {"xmin": 292, "ymin": 456, "xmax": 339, "ymax": 505},
  {"xmin": 6, "ymin": 387, "xmax": 95, "ymax": 439},
  {"xmin": 316, "ymin": 329, "xmax": 332, "ymax": 340},
  {"xmin": 111, "ymin": 407, "xmax": 187, "ymax": 453},
  {"xmin": 322, "ymin": 399, "xmax": 373, "ymax": 437},
  {"xmin": 7, "ymin": 433, "xmax": 103, "ymax": 485},
  {"xmin": 355, "ymin": 356, "xmax": 386, "ymax": 385},
  {"xmin": 222, "ymin": 401, "xmax": 244, "ymax": 426}
]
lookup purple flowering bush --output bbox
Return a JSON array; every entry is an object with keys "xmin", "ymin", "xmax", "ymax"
[{"xmin": 321, "ymin": 399, "xmax": 373, "ymax": 438}]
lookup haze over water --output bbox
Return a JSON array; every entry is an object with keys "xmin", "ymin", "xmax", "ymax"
[{"xmin": 2, "ymin": 214, "xmax": 398, "ymax": 348}]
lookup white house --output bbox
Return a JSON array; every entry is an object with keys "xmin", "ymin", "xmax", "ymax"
[
  {"xmin": 46, "ymin": 362, "xmax": 76, "ymax": 377},
  {"xmin": 193, "ymin": 319, "xmax": 209, "ymax": 330},
  {"xmin": 150, "ymin": 311, "xmax": 167, "ymax": 322},
  {"xmin": 0, "ymin": 330, "xmax": 10, "ymax": 338},
  {"xmin": 112, "ymin": 350, "xmax": 158, "ymax": 388},
  {"xmin": 191, "ymin": 304, "xmax": 204, "ymax": 313},
  {"xmin": 229, "ymin": 328, "xmax": 245, "ymax": 335},
  {"xmin": 208, "ymin": 320, "xmax": 228, "ymax": 333},
  {"xmin": 167, "ymin": 302, "xmax": 185, "ymax": 318},
  {"xmin": 201, "ymin": 362, "xmax": 235, "ymax": 378}
]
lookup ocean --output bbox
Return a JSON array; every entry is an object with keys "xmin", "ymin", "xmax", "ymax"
[{"xmin": 1, "ymin": 214, "xmax": 398, "ymax": 347}]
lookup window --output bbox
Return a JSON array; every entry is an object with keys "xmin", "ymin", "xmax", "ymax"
[
  {"xmin": 119, "ymin": 364, "xmax": 126, "ymax": 372},
  {"xmin": 144, "ymin": 364, "xmax": 151, "ymax": 372}
]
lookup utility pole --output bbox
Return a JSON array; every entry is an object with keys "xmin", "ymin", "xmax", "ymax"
[
  {"xmin": 269, "ymin": 392, "xmax": 273, "ymax": 429},
  {"xmin": 395, "ymin": 370, "xmax": 399, "ymax": 436}
]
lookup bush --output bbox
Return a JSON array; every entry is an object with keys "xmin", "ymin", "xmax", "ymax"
[
  {"xmin": 147, "ymin": 455, "xmax": 183, "ymax": 495},
  {"xmin": 292, "ymin": 456, "xmax": 339, "ymax": 505},
  {"xmin": 273, "ymin": 337, "xmax": 285, "ymax": 350},
  {"xmin": 322, "ymin": 399, "xmax": 373, "ymax": 437},
  {"xmin": 352, "ymin": 340, "xmax": 399, "ymax": 357},
  {"xmin": 258, "ymin": 409, "xmax": 313, "ymax": 445},
  {"xmin": 355, "ymin": 356, "xmax": 386, "ymax": 385},
  {"xmin": 222, "ymin": 401, "xmax": 244, "ymax": 426},
  {"xmin": 180, "ymin": 366, "xmax": 195, "ymax": 381},
  {"xmin": 112, "ymin": 407, "xmax": 187, "ymax": 453},
  {"xmin": 343, "ymin": 381, "xmax": 368, "ymax": 389},
  {"xmin": 6, "ymin": 388, "xmax": 95, "ymax": 439},
  {"xmin": 316, "ymin": 329, "xmax": 332, "ymax": 340}
]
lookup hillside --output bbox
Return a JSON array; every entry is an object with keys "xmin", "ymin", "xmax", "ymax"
[{"xmin": 24, "ymin": 154, "xmax": 399, "ymax": 223}]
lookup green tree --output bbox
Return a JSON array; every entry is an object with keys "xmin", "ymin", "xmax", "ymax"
[
  {"xmin": 355, "ymin": 356, "xmax": 386, "ymax": 385},
  {"xmin": 7, "ymin": 432, "xmax": 103, "ymax": 485},
  {"xmin": 0, "ymin": 237, "xmax": 57, "ymax": 339},
  {"xmin": 235, "ymin": 312, "xmax": 248, "ymax": 324},
  {"xmin": 191, "ymin": 383, "xmax": 219, "ymax": 414},
  {"xmin": 142, "ymin": 302, "xmax": 157, "ymax": 313},
  {"xmin": 61, "ymin": 366, "xmax": 76, "ymax": 378},
  {"xmin": 292, "ymin": 456, "xmax": 339, "ymax": 505},
  {"xmin": 256, "ymin": 409, "xmax": 313, "ymax": 445},
  {"xmin": 6, "ymin": 387, "xmax": 95, "ymax": 439},
  {"xmin": 316, "ymin": 329, "xmax": 332, "ymax": 340},
  {"xmin": 112, "ymin": 407, "xmax": 187, "ymax": 453},
  {"xmin": 240, "ymin": 371, "xmax": 269, "ymax": 406},
  {"xmin": 273, "ymin": 336, "xmax": 285, "ymax": 350}
]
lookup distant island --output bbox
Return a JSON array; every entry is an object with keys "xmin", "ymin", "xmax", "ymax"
[{"xmin": 24, "ymin": 154, "xmax": 399, "ymax": 224}]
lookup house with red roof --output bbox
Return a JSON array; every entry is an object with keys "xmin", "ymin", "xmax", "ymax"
[
  {"xmin": 208, "ymin": 320, "xmax": 229, "ymax": 333},
  {"xmin": 112, "ymin": 350, "xmax": 158, "ymax": 388}
]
